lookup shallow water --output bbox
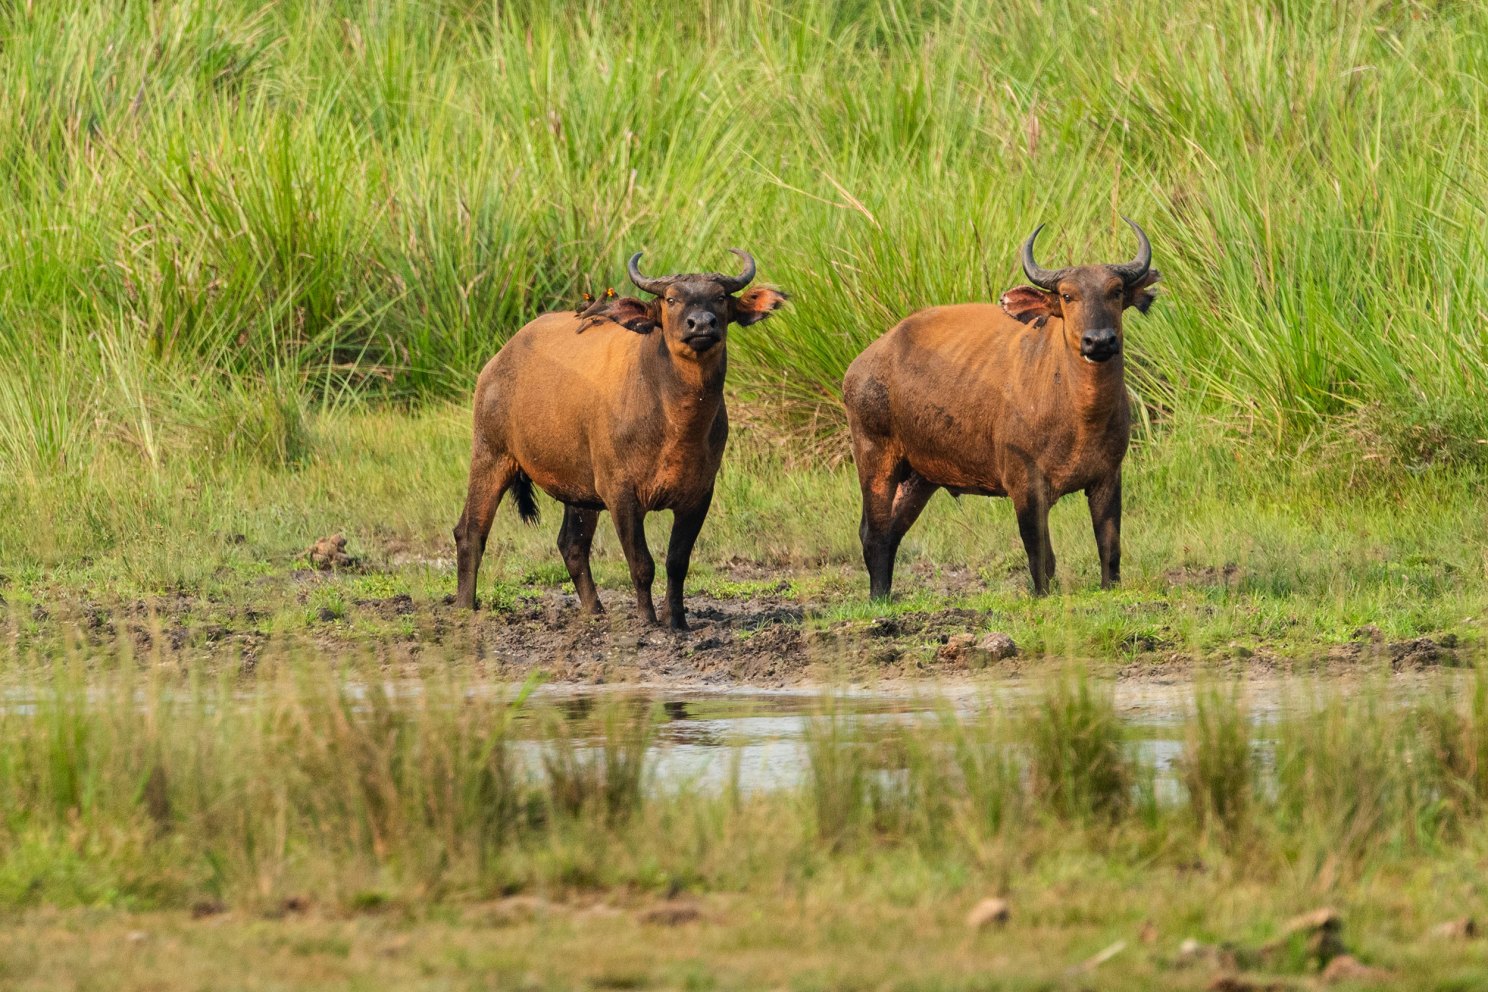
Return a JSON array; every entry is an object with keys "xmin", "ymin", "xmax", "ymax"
[{"xmin": 520, "ymin": 671, "xmax": 1472, "ymax": 795}]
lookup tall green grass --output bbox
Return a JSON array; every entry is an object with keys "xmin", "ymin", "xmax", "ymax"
[{"xmin": 3, "ymin": 0, "xmax": 1486, "ymax": 490}]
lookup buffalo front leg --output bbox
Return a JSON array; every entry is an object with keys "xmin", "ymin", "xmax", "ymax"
[
  {"xmin": 609, "ymin": 493, "xmax": 658, "ymax": 624},
  {"xmin": 453, "ymin": 448, "xmax": 518, "ymax": 610},
  {"xmin": 1013, "ymin": 489, "xmax": 1056, "ymax": 596},
  {"xmin": 664, "ymin": 492, "xmax": 714, "ymax": 632},
  {"xmin": 557, "ymin": 505, "xmax": 604, "ymax": 615},
  {"xmin": 1087, "ymin": 471, "xmax": 1122, "ymax": 589}
]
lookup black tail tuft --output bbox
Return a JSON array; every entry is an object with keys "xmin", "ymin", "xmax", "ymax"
[{"xmin": 511, "ymin": 471, "xmax": 539, "ymax": 525}]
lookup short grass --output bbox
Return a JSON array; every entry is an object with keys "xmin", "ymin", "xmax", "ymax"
[{"xmin": 3, "ymin": 406, "xmax": 1482, "ymax": 666}]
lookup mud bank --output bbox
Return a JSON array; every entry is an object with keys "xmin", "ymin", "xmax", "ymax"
[{"xmin": 5, "ymin": 553, "xmax": 1474, "ymax": 687}]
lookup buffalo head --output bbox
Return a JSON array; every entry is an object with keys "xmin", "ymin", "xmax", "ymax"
[
  {"xmin": 1000, "ymin": 218, "xmax": 1160, "ymax": 364},
  {"xmin": 584, "ymin": 249, "xmax": 788, "ymax": 359}
]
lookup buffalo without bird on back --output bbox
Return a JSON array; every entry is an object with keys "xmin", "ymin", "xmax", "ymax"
[
  {"xmin": 842, "ymin": 219, "xmax": 1160, "ymax": 598},
  {"xmin": 454, "ymin": 250, "xmax": 788, "ymax": 629}
]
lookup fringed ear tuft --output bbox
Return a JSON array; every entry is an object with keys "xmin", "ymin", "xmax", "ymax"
[
  {"xmin": 732, "ymin": 286, "xmax": 789, "ymax": 327},
  {"xmin": 1000, "ymin": 285, "xmax": 1058, "ymax": 324},
  {"xmin": 1125, "ymin": 269, "xmax": 1161, "ymax": 314},
  {"xmin": 577, "ymin": 296, "xmax": 660, "ymax": 334}
]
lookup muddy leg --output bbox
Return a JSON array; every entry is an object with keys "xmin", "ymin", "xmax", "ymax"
[
  {"xmin": 889, "ymin": 473, "xmax": 936, "ymax": 546},
  {"xmin": 557, "ymin": 505, "xmax": 604, "ymax": 615},
  {"xmin": 664, "ymin": 491, "xmax": 713, "ymax": 632},
  {"xmin": 609, "ymin": 493, "xmax": 657, "ymax": 624},
  {"xmin": 858, "ymin": 487, "xmax": 896, "ymax": 602},
  {"xmin": 1013, "ymin": 488, "xmax": 1055, "ymax": 596},
  {"xmin": 453, "ymin": 446, "xmax": 518, "ymax": 610},
  {"xmin": 1087, "ymin": 471, "xmax": 1121, "ymax": 589}
]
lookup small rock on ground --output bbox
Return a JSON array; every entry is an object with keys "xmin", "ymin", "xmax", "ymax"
[
  {"xmin": 639, "ymin": 900, "xmax": 703, "ymax": 926},
  {"xmin": 307, "ymin": 533, "xmax": 356, "ymax": 569},
  {"xmin": 1428, "ymin": 917, "xmax": 1477, "ymax": 940},
  {"xmin": 965, "ymin": 897, "xmax": 1010, "ymax": 930},
  {"xmin": 1320, "ymin": 954, "xmax": 1390, "ymax": 984},
  {"xmin": 935, "ymin": 632, "xmax": 1018, "ymax": 669}
]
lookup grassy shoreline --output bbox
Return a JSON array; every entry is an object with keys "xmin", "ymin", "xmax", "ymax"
[
  {"xmin": 4, "ymin": 406, "xmax": 1483, "ymax": 674},
  {"xmin": 0, "ymin": 663, "xmax": 1486, "ymax": 989}
]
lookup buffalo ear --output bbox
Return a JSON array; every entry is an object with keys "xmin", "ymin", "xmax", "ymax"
[
  {"xmin": 1000, "ymin": 285, "xmax": 1058, "ymax": 324},
  {"xmin": 732, "ymin": 286, "xmax": 789, "ymax": 326},
  {"xmin": 581, "ymin": 296, "xmax": 659, "ymax": 334},
  {"xmin": 1124, "ymin": 269, "xmax": 1161, "ymax": 314}
]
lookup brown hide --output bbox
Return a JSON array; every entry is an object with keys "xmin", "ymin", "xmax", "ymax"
[
  {"xmin": 475, "ymin": 309, "xmax": 730, "ymax": 514},
  {"xmin": 842, "ymin": 233, "xmax": 1159, "ymax": 599},
  {"xmin": 453, "ymin": 257, "xmax": 787, "ymax": 628},
  {"xmin": 846, "ymin": 303, "xmax": 1131, "ymax": 498}
]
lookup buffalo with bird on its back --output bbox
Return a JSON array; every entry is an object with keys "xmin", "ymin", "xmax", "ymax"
[
  {"xmin": 842, "ymin": 219, "xmax": 1160, "ymax": 599},
  {"xmin": 454, "ymin": 250, "xmax": 788, "ymax": 629}
]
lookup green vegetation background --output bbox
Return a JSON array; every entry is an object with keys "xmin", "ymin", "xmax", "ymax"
[{"xmin": 1, "ymin": 0, "xmax": 1484, "ymax": 626}]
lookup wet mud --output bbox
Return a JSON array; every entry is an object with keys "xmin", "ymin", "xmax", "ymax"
[{"xmin": 3, "ymin": 558, "xmax": 1473, "ymax": 687}]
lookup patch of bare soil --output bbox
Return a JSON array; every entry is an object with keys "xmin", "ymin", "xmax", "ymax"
[
  {"xmin": 5, "ymin": 559, "xmax": 1474, "ymax": 687},
  {"xmin": 453, "ymin": 589, "xmax": 876, "ymax": 686}
]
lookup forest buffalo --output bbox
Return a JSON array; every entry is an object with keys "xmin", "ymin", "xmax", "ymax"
[
  {"xmin": 454, "ymin": 250, "xmax": 788, "ymax": 628},
  {"xmin": 842, "ymin": 219, "xmax": 1160, "ymax": 598}
]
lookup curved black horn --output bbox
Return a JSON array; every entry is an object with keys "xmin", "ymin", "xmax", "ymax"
[
  {"xmin": 627, "ymin": 252, "xmax": 670, "ymax": 296},
  {"xmin": 1109, "ymin": 216, "xmax": 1152, "ymax": 284},
  {"xmin": 1020, "ymin": 225, "xmax": 1064, "ymax": 290},
  {"xmin": 714, "ymin": 248, "xmax": 756, "ymax": 293}
]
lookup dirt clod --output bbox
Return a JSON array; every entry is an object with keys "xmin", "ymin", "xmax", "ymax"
[
  {"xmin": 965, "ymin": 897, "xmax": 1010, "ymax": 930},
  {"xmin": 1319, "ymin": 954, "xmax": 1389, "ymax": 984},
  {"xmin": 307, "ymin": 533, "xmax": 356, "ymax": 570},
  {"xmin": 1206, "ymin": 977, "xmax": 1291, "ymax": 992},
  {"xmin": 1428, "ymin": 917, "xmax": 1477, "ymax": 940},
  {"xmin": 1263, "ymin": 907, "xmax": 1345, "ymax": 968},
  {"xmin": 1388, "ymin": 637, "xmax": 1451, "ymax": 670},
  {"xmin": 936, "ymin": 632, "xmax": 1017, "ymax": 669},
  {"xmin": 977, "ymin": 631, "xmax": 1017, "ymax": 660},
  {"xmin": 639, "ymin": 900, "xmax": 703, "ymax": 926},
  {"xmin": 191, "ymin": 899, "xmax": 227, "ymax": 919}
]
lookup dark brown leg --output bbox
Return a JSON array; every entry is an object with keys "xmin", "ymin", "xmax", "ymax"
[
  {"xmin": 1087, "ymin": 471, "xmax": 1122, "ymax": 589},
  {"xmin": 857, "ymin": 470, "xmax": 903, "ymax": 602},
  {"xmin": 453, "ymin": 445, "xmax": 518, "ymax": 610},
  {"xmin": 609, "ymin": 492, "xmax": 657, "ymax": 624},
  {"xmin": 664, "ymin": 491, "xmax": 713, "ymax": 631},
  {"xmin": 557, "ymin": 505, "xmax": 604, "ymax": 615},
  {"xmin": 1013, "ymin": 488, "xmax": 1055, "ymax": 596}
]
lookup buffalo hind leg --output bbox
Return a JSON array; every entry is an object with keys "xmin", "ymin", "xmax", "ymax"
[
  {"xmin": 453, "ymin": 447, "xmax": 519, "ymax": 610},
  {"xmin": 1012, "ymin": 489, "xmax": 1056, "ymax": 596},
  {"xmin": 1087, "ymin": 471, "xmax": 1121, "ymax": 589},
  {"xmin": 857, "ymin": 462, "xmax": 904, "ymax": 600},
  {"xmin": 873, "ymin": 472, "xmax": 937, "ymax": 597},
  {"xmin": 856, "ymin": 443, "xmax": 934, "ymax": 601},
  {"xmin": 609, "ymin": 492, "xmax": 658, "ymax": 624},
  {"xmin": 664, "ymin": 491, "xmax": 713, "ymax": 632},
  {"xmin": 557, "ymin": 505, "xmax": 604, "ymax": 615}
]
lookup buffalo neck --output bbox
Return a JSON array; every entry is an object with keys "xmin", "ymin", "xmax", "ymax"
[
  {"xmin": 648, "ymin": 335, "xmax": 727, "ymax": 431},
  {"xmin": 1046, "ymin": 322, "xmax": 1127, "ymax": 427}
]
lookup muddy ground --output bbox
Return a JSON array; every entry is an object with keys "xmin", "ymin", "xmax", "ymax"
[{"xmin": 3, "ymin": 556, "xmax": 1472, "ymax": 685}]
